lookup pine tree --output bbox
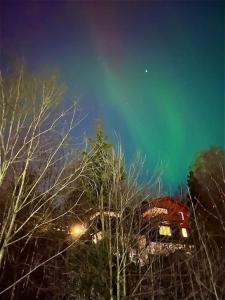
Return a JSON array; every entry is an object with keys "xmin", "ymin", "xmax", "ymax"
[
  {"xmin": 82, "ymin": 120, "xmax": 112, "ymax": 196},
  {"xmin": 80, "ymin": 120, "xmax": 125, "ymax": 210}
]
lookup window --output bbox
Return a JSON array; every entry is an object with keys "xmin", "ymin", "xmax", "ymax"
[
  {"xmin": 178, "ymin": 211, "xmax": 184, "ymax": 221},
  {"xmin": 181, "ymin": 228, "xmax": 188, "ymax": 238},
  {"xmin": 159, "ymin": 225, "xmax": 172, "ymax": 236}
]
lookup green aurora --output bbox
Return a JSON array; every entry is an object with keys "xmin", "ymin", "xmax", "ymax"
[{"xmin": 1, "ymin": 1, "xmax": 224, "ymax": 189}]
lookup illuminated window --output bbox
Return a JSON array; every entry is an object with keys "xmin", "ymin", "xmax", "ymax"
[
  {"xmin": 181, "ymin": 228, "xmax": 188, "ymax": 238},
  {"xmin": 159, "ymin": 226, "xmax": 171, "ymax": 236}
]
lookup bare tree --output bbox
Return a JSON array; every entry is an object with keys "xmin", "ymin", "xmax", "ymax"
[{"xmin": 0, "ymin": 65, "xmax": 88, "ymax": 297}]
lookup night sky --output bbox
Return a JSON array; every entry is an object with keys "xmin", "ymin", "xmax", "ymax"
[{"xmin": 1, "ymin": 1, "xmax": 224, "ymax": 190}]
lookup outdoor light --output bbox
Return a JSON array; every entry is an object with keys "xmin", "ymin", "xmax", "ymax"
[{"xmin": 70, "ymin": 223, "xmax": 87, "ymax": 239}]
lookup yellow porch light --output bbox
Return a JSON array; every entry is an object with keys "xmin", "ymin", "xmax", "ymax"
[
  {"xmin": 70, "ymin": 224, "xmax": 87, "ymax": 239},
  {"xmin": 159, "ymin": 225, "xmax": 172, "ymax": 236}
]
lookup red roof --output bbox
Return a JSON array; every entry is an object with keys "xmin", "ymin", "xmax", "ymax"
[{"xmin": 142, "ymin": 196, "xmax": 190, "ymax": 228}]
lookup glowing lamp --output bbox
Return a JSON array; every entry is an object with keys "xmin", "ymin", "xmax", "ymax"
[{"xmin": 70, "ymin": 224, "xmax": 86, "ymax": 239}]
